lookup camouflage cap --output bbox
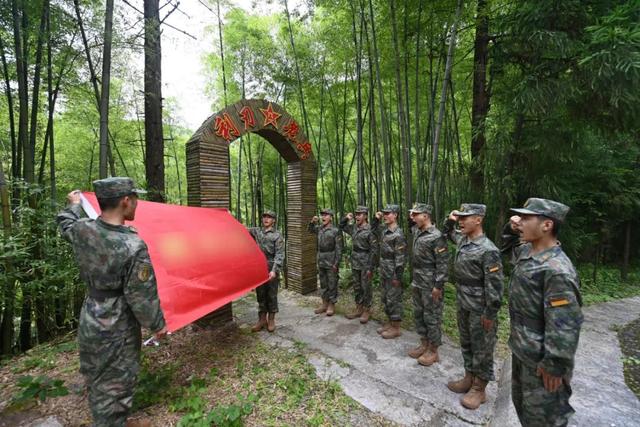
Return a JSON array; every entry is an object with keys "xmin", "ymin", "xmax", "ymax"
[
  {"xmin": 262, "ymin": 210, "xmax": 277, "ymax": 219},
  {"xmin": 408, "ymin": 202, "xmax": 433, "ymax": 214},
  {"xmin": 381, "ymin": 204, "xmax": 400, "ymax": 214},
  {"xmin": 320, "ymin": 208, "xmax": 334, "ymax": 216},
  {"xmin": 511, "ymin": 198, "xmax": 570, "ymax": 223},
  {"xmin": 93, "ymin": 177, "xmax": 146, "ymax": 199},
  {"xmin": 354, "ymin": 205, "xmax": 369, "ymax": 214},
  {"xmin": 455, "ymin": 203, "xmax": 486, "ymax": 217}
]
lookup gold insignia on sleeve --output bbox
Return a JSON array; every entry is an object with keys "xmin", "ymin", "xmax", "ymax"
[
  {"xmin": 489, "ymin": 265, "xmax": 501, "ymax": 273},
  {"xmin": 437, "ymin": 247, "xmax": 447, "ymax": 253},
  {"xmin": 549, "ymin": 298, "xmax": 570, "ymax": 307},
  {"xmin": 138, "ymin": 264, "xmax": 151, "ymax": 282}
]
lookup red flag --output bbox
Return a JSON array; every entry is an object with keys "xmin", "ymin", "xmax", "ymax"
[{"xmin": 81, "ymin": 192, "xmax": 269, "ymax": 332}]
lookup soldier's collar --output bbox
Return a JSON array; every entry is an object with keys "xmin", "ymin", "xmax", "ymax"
[
  {"xmin": 263, "ymin": 226, "xmax": 275, "ymax": 232},
  {"xmin": 96, "ymin": 217, "xmax": 134, "ymax": 233}
]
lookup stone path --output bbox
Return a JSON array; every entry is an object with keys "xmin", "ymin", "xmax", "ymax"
[{"xmin": 235, "ymin": 291, "xmax": 640, "ymax": 427}]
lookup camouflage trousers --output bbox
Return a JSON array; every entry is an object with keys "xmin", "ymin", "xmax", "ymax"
[
  {"xmin": 257, "ymin": 276, "xmax": 279, "ymax": 313},
  {"xmin": 457, "ymin": 305, "xmax": 497, "ymax": 381},
  {"xmin": 351, "ymin": 269, "xmax": 372, "ymax": 308},
  {"xmin": 412, "ymin": 286, "xmax": 443, "ymax": 346},
  {"xmin": 79, "ymin": 329, "xmax": 141, "ymax": 427},
  {"xmin": 512, "ymin": 354, "xmax": 574, "ymax": 427},
  {"xmin": 319, "ymin": 267, "xmax": 339, "ymax": 303},
  {"xmin": 381, "ymin": 278, "xmax": 403, "ymax": 321}
]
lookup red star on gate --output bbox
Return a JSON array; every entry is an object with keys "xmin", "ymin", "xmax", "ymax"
[{"xmin": 259, "ymin": 103, "xmax": 281, "ymax": 128}]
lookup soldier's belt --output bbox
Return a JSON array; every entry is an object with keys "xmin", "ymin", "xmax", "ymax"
[
  {"xmin": 88, "ymin": 287, "xmax": 124, "ymax": 301},
  {"xmin": 509, "ymin": 307, "xmax": 544, "ymax": 334},
  {"xmin": 456, "ymin": 280, "xmax": 484, "ymax": 287}
]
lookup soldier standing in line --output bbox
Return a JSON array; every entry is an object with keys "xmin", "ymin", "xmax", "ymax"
[
  {"xmin": 57, "ymin": 178, "xmax": 167, "ymax": 427},
  {"xmin": 406, "ymin": 203, "xmax": 449, "ymax": 366},
  {"xmin": 443, "ymin": 203, "xmax": 504, "ymax": 410},
  {"xmin": 247, "ymin": 210, "xmax": 285, "ymax": 333},
  {"xmin": 308, "ymin": 208, "xmax": 343, "ymax": 316},
  {"xmin": 339, "ymin": 206, "xmax": 378, "ymax": 324},
  {"xmin": 371, "ymin": 204, "xmax": 407, "ymax": 339},
  {"xmin": 504, "ymin": 198, "xmax": 583, "ymax": 427}
]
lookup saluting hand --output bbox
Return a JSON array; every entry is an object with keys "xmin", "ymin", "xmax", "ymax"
[
  {"xmin": 537, "ymin": 366, "xmax": 563, "ymax": 393},
  {"xmin": 510, "ymin": 215, "xmax": 522, "ymax": 231},
  {"xmin": 375, "ymin": 211, "xmax": 383, "ymax": 220},
  {"xmin": 67, "ymin": 190, "xmax": 81, "ymax": 205},
  {"xmin": 311, "ymin": 216, "xmax": 319, "ymax": 224},
  {"xmin": 346, "ymin": 212, "xmax": 354, "ymax": 221},
  {"xmin": 448, "ymin": 210, "xmax": 458, "ymax": 222}
]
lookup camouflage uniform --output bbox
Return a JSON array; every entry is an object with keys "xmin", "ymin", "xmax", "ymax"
[
  {"xmin": 443, "ymin": 204, "xmax": 503, "ymax": 382},
  {"xmin": 505, "ymin": 198, "xmax": 583, "ymax": 427},
  {"xmin": 339, "ymin": 206, "xmax": 378, "ymax": 308},
  {"xmin": 371, "ymin": 204, "xmax": 407, "ymax": 321},
  {"xmin": 247, "ymin": 210, "xmax": 285, "ymax": 313},
  {"xmin": 57, "ymin": 178, "xmax": 166, "ymax": 427},
  {"xmin": 408, "ymin": 203, "xmax": 449, "ymax": 347},
  {"xmin": 308, "ymin": 208, "xmax": 343, "ymax": 303}
]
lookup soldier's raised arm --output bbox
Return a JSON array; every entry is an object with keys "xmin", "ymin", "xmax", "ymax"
[
  {"xmin": 308, "ymin": 216, "xmax": 320, "ymax": 234},
  {"xmin": 392, "ymin": 233, "xmax": 407, "ymax": 281},
  {"xmin": 272, "ymin": 234, "xmax": 285, "ymax": 274},
  {"xmin": 367, "ymin": 231, "xmax": 379, "ymax": 271},
  {"xmin": 370, "ymin": 212, "xmax": 384, "ymax": 236},
  {"xmin": 339, "ymin": 214, "xmax": 355, "ymax": 235},
  {"xmin": 501, "ymin": 217, "xmax": 525, "ymax": 263},
  {"xmin": 56, "ymin": 191, "xmax": 84, "ymax": 243},
  {"xmin": 481, "ymin": 248, "xmax": 504, "ymax": 321},
  {"xmin": 124, "ymin": 244, "xmax": 166, "ymax": 333},
  {"xmin": 333, "ymin": 230, "xmax": 343, "ymax": 268},
  {"xmin": 434, "ymin": 234, "xmax": 449, "ymax": 290},
  {"xmin": 442, "ymin": 212, "xmax": 463, "ymax": 245},
  {"xmin": 540, "ymin": 273, "xmax": 583, "ymax": 377}
]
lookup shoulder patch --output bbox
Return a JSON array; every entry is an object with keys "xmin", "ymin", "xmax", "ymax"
[
  {"xmin": 549, "ymin": 297, "xmax": 570, "ymax": 307},
  {"xmin": 138, "ymin": 264, "xmax": 151, "ymax": 282},
  {"xmin": 437, "ymin": 247, "xmax": 447, "ymax": 253},
  {"xmin": 128, "ymin": 226, "xmax": 138, "ymax": 234},
  {"xmin": 488, "ymin": 265, "xmax": 501, "ymax": 273}
]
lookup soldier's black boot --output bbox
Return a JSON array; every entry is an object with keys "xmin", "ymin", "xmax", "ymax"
[
  {"xmin": 251, "ymin": 312, "xmax": 267, "ymax": 332},
  {"xmin": 267, "ymin": 312, "xmax": 276, "ymax": 332}
]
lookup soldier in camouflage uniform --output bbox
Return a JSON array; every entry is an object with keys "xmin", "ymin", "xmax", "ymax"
[
  {"xmin": 406, "ymin": 203, "xmax": 449, "ymax": 366},
  {"xmin": 443, "ymin": 203, "xmax": 504, "ymax": 410},
  {"xmin": 339, "ymin": 206, "xmax": 378, "ymax": 324},
  {"xmin": 503, "ymin": 198, "xmax": 583, "ymax": 427},
  {"xmin": 247, "ymin": 210, "xmax": 285, "ymax": 333},
  {"xmin": 308, "ymin": 208, "xmax": 343, "ymax": 316},
  {"xmin": 57, "ymin": 178, "xmax": 166, "ymax": 427},
  {"xmin": 371, "ymin": 204, "xmax": 407, "ymax": 339}
]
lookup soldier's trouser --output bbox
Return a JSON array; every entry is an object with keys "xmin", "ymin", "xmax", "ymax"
[
  {"xmin": 511, "ymin": 354, "xmax": 574, "ymax": 427},
  {"xmin": 381, "ymin": 277, "xmax": 403, "ymax": 321},
  {"xmin": 79, "ymin": 330, "xmax": 141, "ymax": 427},
  {"xmin": 412, "ymin": 286, "xmax": 443, "ymax": 346},
  {"xmin": 257, "ymin": 276, "xmax": 279, "ymax": 313},
  {"xmin": 351, "ymin": 269, "xmax": 372, "ymax": 307},
  {"xmin": 457, "ymin": 305, "xmax": 497, "ymax": 381},
  {"xmin": 319, "ymin": 267, "xmax": 339, "ymax": 303}
]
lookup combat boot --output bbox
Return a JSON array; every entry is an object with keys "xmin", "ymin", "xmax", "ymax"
[
  {"xmin": 251, "ymin": 312, "xmax": 267, "ymax": 332},
  {"xmin": 381, "ymin": 320, "xmax": 402, "ymax": 339},
  {"xmin": 447, "ymin": 371, "xmax": 474, "ymax": 394},
  {"xmin": 345, "ymin": 304, "xmax": 363, "ymax": 319},
  {"xmin": 461, "ymin": 377, "xmax": 488, "ymax": 410},
  {"xmin": 267, "ymin": 312, "xmax": 276, "ymax": 332},
  {"xmin": 359, "ymin": 307, "xmax": 370, "ymax": 324},
  {"xmin": 376, "ymin": 322, "xmax": 390, "ymax": 334},
  {"xmin": 408, "ymin": 338, "xmax": 429, "ymax": 359},
  {"xmin": 418, "ymin": 343, "xmax": 440, "ymax": 366},
  {"xmin": 126, "ymin": 418, "xmax": 152, "ymax": 427},
  {"xmin": 314, "ymin": 299, "xmax": 328, "ymax": 314},
  {"xmin": 326, "ymin": 302, "xmax": 335, "ymax": 316}
]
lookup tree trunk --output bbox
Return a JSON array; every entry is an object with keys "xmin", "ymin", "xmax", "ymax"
[
  {"xmin": 350, "ymin": 0, "xmax": 365, "ymax": 204},
  {"xmin": 0, "ymin": 37, "xmax": 17, "ymax": 183},
  {"xmin": 470, "ymin": 0, "xmax": 490, "ymax": 199},
  {"xmin": 12, "ymin": 0, "xmax": 28, "ymax": 186},
  {"xmin": 621, "ymin": 220, "xmax": 631, "ymax": 281},
  {"xmin": 144, "ymin": 0, "xmax": 165, "ymax": 202},
  {"xmin": 0, "ymin": 160, "xmax": 15, "ymax": 355},
  {"xmin": 427, "ymin": 0, "xmax": 463, "ymax": 204},
  {"xmin": 99, "ymin": 0, "xmax": 114, "ymax": 179}
]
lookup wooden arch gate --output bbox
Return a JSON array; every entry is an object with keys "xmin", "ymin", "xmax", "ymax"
[{"xmin": 186, "ymin": 99, "xmax": 318, "ymax": 322}]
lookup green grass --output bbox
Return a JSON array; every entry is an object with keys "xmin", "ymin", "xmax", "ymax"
[{"xmin": 577, "ymin": 264, "xmax": 640, "ymax": 305}]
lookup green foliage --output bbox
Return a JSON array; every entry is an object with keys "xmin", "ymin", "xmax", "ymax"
[
  {"xmin": 578, "ymin": 264, "xmax": 640, "ymax": 305},
  {"xmin": 132, "ymin": 359, "xmax": 177, "ymax": 411},
  {"xmin": 12, "ymin": 375, "xmax": 69, "ymax": 404}
]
